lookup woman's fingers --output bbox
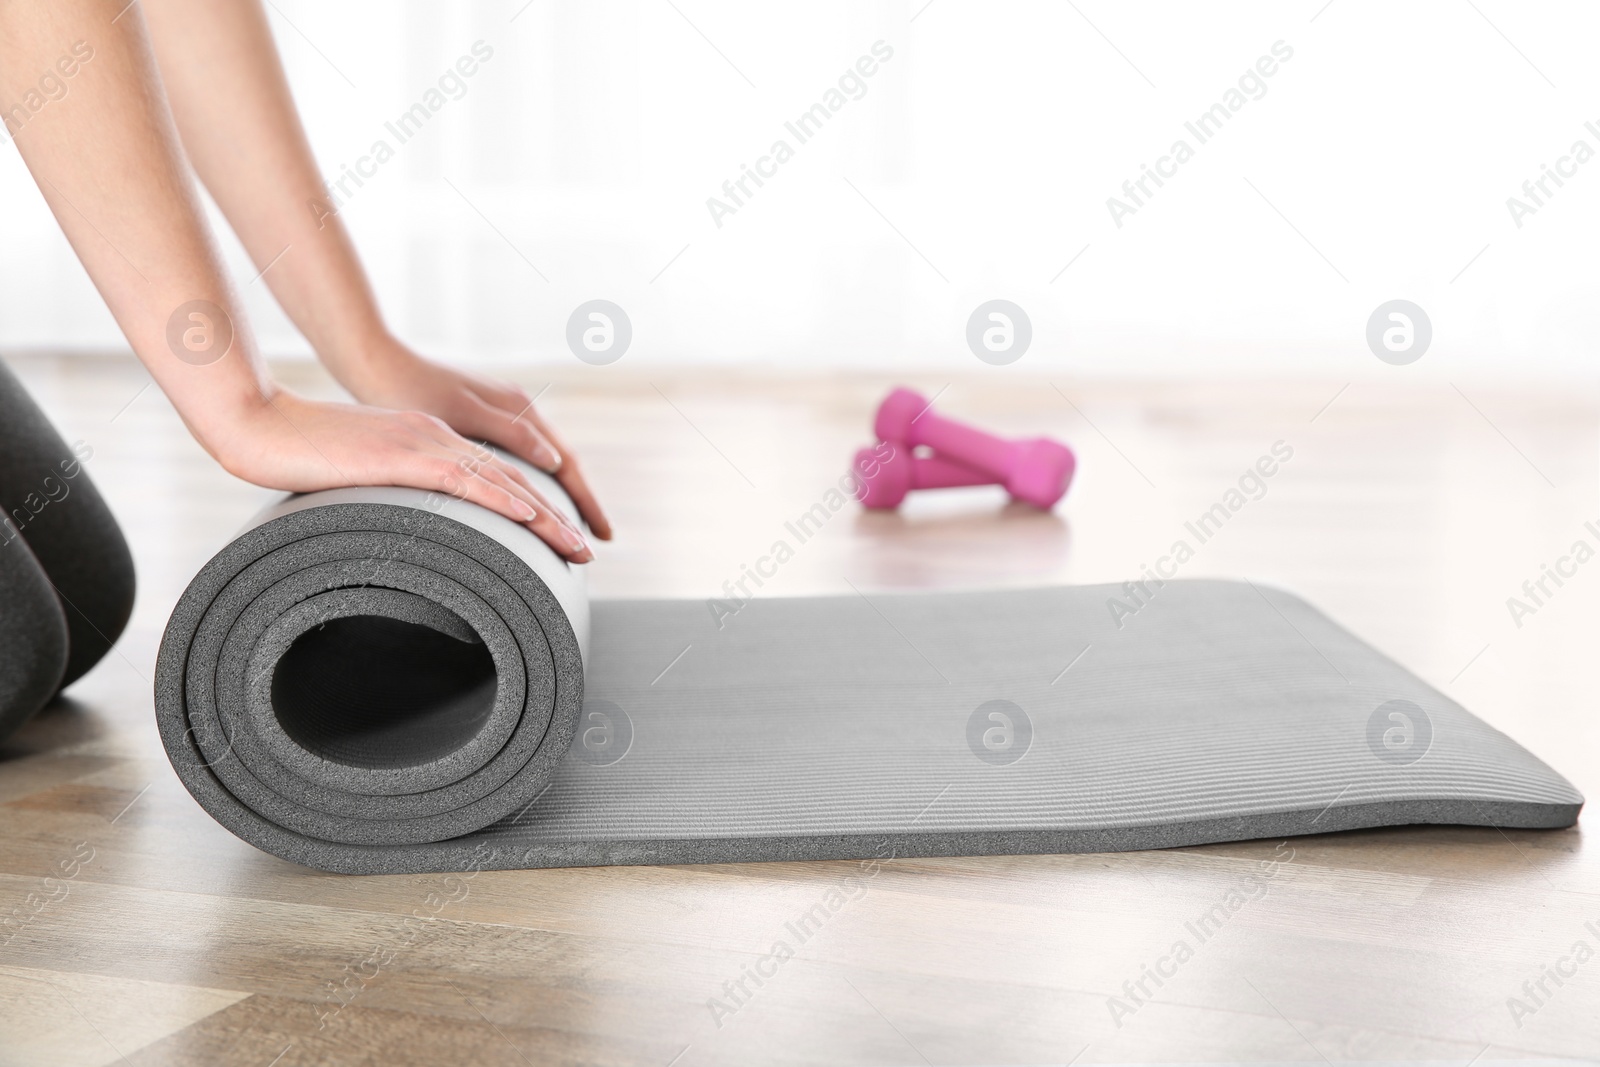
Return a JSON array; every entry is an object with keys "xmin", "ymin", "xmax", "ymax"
[
  {"xmin": 224, "ymin": 397, "xmax": 598, "ymax": 565},
  {"xmin": 486, "ymin": 453, "xmax": 586, "ymax": 535},
  {"xmin": 401, "ymin": 396, "xmax": 608, "ymax": 548},
  {"xmin": 420, "ymin": 449, "xmax": 525, "ymax": 522},
  {"xmin": 518, "ymin": 408, "xmax": 613, "ymax": 539},
  {"xmin": 472, "ymin": 460, "xmax": 593, "ymax": 562},
  {"xmin": 432, "ymin": 453, "xmax": 591, "ymax": 563},
  {"xmin": 414, "ymin": 428, "xmax": 591, "ymax": 562},
  {"xmin": 413, "ymin": 413, "xmax": 566, "ymax": 527},
  {"xmin": 552, "ymin": 460, "xmax": 611, "ymax": 542},
  {"xmin": 464, "ymin": 392, "xmax": 563, "ymax": 473},
  {"xmin": 457, "ymin": 392, "xmax": 611, "ymax": 541}
]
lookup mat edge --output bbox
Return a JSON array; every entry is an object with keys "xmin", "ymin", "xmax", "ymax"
[{"xmin": 250, "ymin": 797, "xmax": 1582, "ymax": 875}]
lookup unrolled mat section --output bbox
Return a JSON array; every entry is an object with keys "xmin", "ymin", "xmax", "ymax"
[{"xmin": 156, "ymin": 469, "xmax": 1583, "ymax": 875}]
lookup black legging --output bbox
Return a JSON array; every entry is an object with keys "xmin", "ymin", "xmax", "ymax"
[{"xmin": 0, "ymin": 358, "xmax": 136, "ymax": 742}]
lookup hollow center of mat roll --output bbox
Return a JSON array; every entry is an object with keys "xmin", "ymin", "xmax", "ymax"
[{"xmin": 270, "ymin": 614, "xmax": 497, "ymax": 770}]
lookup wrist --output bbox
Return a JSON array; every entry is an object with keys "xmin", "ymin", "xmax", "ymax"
[
  {"xmin": 322, "ymin": 327, "xmax": 415, "ymax": 403},
  {"xmin": 190, "ymin": 381, "xmax": 288, "ymax": 473}
]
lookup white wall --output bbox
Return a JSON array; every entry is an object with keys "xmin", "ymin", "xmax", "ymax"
[{"xmin": 2, "ymin": 0, "xmax": 1598, "ymax": 378}]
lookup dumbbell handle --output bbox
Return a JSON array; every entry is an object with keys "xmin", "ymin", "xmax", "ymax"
[
  {"xmin": 876, "ymin": 389, "xmax": 1026, "ymax": 479},
  {"xmin": 910, "ymin": 453, "xmax": 995, "ymax": 489},
  {"xmin": 873, "ymin": 388, "xmax": 1075, "ymax": 509},
  {"xmin": 855, "ymin": 447, "xmax": 996, "ymax": 509},
  {"xmin": 907, "ymin": 411, "xmax": 1021, "ymax": 476}
]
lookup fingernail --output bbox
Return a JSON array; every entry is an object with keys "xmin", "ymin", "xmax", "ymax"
[
  {"xmin": 565, "ymin": 528, "xmax": 589, "ymax": 554},
  {"xmin": 534, "ymin": 445, "xmax": 563, "ymax": 472},
  {"xmin": 520, "ymin": 501, "xmax": 538, "ymax": 521}
]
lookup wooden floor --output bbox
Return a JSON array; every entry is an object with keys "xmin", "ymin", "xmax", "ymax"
[{"xmin": 1, "ymin": 352, "xmax": 1596, "ymax": 1066}]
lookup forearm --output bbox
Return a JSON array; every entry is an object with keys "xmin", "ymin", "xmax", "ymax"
[
  {"xmin": 140, "ymin": 0, "xmax": 391, "ymax": 391},
  {"xmin": 0, "ymin": 0, "xmax": 275, "ymax": 457},
  {"xmin": 129, "ymin": 0, "xmax": 609, "ymax": 538},
  {"xmin": 0, "ymin": 0, "xmax": 596, "ymax": 560}
]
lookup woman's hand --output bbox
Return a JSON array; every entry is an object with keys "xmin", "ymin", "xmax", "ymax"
[
  {"xmin": 1, "ymin": 0, "xmax": 607, "ymax": 564},
  {"xmin": 214, "ymin": 390, "xmax": 594, "ymax": 563},
  {"xmin": 336, "ymin": 338, "xmax": 612, "ymax": 541}
]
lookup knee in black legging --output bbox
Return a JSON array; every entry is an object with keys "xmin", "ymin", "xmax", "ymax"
[
  {"xmin": 0, "ymin": 537, "xmax": 70, "ymax": 740},
  {"xmin": 0, "ymin": 358, "xmax": 137, "ymax": 737}
]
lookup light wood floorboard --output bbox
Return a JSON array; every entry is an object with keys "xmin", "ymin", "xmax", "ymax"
[{"xmin": 1, "ymin": 352, "xmax": 1596, "ymax": 1064}]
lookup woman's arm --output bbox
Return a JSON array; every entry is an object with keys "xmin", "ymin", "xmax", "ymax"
[
  {"xmin": 0, "ymin": 0, "xmax": 591, "ymax": 562},
  {"xmin": 137, "ymin": 0, "xmax": 612, "ymax": 540}
]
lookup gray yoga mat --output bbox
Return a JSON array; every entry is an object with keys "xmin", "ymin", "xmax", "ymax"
[{"xmin": 155, "ymin": 465, "xmax": 1583, "ymax": 875}]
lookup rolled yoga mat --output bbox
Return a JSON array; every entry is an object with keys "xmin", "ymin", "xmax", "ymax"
[{"xmin": 155, "ymin": 463, "xmax": 1583, "ymax": 875}]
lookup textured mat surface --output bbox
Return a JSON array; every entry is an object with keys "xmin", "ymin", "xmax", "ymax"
[{"xmin": 156, "ymin": 469, "xmax": 1583, "ymax": 874}]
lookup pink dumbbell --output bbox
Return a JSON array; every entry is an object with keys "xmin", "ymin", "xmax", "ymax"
[
  {"xmin": 873, "ymin": 387, "xmax": 1075, "ymax": 509},
  {"xmin": 855, "ymin": 447, "xmax": 997, "ymax": 509}
]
